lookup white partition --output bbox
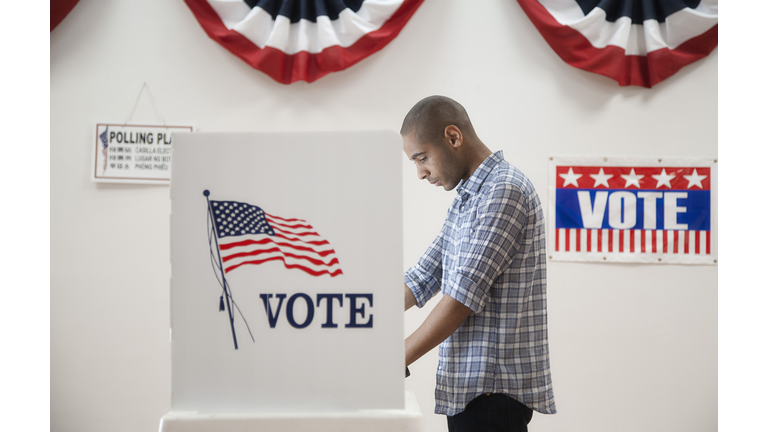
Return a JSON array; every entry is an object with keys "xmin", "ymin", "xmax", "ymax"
[{"xmin": 168, "ymin": 131, "xmax": 406, "ymax": 414}]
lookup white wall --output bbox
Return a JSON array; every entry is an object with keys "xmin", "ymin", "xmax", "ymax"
[{"xmin": 51, "ymin": 1, "xmax": 717, "ymax": 432}]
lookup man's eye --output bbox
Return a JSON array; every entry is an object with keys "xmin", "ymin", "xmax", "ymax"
[{"xmin": 419, "ymin": 157, "xmax": 427, "ymax": 163}]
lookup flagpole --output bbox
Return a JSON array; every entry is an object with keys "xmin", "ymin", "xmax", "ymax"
[{"xmin": 204, "ymin": 190, "xmax": 239, "ymax": 350}]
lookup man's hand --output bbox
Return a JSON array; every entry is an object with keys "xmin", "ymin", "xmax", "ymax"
[{"xmin": 405, "ymin": 294, "xmax": 472, "ymax": 367}]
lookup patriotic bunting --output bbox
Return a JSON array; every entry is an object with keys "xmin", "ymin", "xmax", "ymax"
[
  {"xmin": 517, "ymin": 0, "xmax": 718, "ymax": 87},
  {"xmin": 184, "ymin": 0, "xmax": 424, "ymax": 84},
  {"xmin": 51, "ymin": 0, "xmax": 81, "ymax": 31},
  {"xmin": 549, "ymin": 157, "xmax": 717, "ymax": 264}
]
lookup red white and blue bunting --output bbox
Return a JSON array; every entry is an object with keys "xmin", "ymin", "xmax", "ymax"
[
  {"xmin": 184, "ymin": 0, "xmax": 424, "ymax": 84},
  {"xmin": 517, "ymin": 0, "xmax": 718, "ymax": 87},
  {"xmin": 51, "ymin": 0, "xmax": 81, "ymax": 31}
]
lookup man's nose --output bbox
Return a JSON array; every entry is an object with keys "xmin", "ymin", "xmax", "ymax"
[{"xmin": 417, "ymin": 166, "xmax": 429, "ymax": 180}]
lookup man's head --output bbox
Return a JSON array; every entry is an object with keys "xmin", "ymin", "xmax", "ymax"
[{"xmin": 400, "ymin": 96, "xmax": 485, "ymax": 191}]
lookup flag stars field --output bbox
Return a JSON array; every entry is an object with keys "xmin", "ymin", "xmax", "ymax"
[
  {"xmin": 620, "ymin": 168, "xmax": 644, "ymax": 188},
  {"xmin": 556, "ymin": 166, "xmax": 710, "ymax": 190},
  {"xmin": 589, "ymin": 168, "xmax": 612, "ymax": 188},
  {"xmin": 559, "ymin": 167, "xmax": 583, "ymax": 187},
  {"xmin": 684, "ymin": 169, "xmax": 707, "ymax": 189}
]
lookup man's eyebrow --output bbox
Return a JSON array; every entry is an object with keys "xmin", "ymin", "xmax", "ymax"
[{"xmin": 410, "ymin": 152, "xmax": 427, "ymax": 160}]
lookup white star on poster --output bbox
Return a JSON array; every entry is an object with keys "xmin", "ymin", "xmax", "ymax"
[
  {"xmin": 683, "ymin": 169, "xmax": 707, "ymax": 189},
  {"xmin": 620, "ymin": 168, "xmax": 644, "ymax": 188},
  {"xmin": 590, "ymin": 168, "xmax": 612, "ymax": 188},
  {"xmin": 559, "ymin": 167, "xmax": 582, "ymax": 187},
  {"xmin": 651, "ymin": 168, "xmax": 676, "ymax": 188}
]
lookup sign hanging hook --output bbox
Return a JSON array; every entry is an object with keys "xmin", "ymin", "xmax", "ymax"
[{"xmin": 123, "ymin": 82, "xmax": 167, "ymax": 128}]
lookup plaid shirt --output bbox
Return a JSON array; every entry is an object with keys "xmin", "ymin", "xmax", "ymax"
[{"xmin": 404, "ymin": 151, "xmax": 556, "ymax": 416}]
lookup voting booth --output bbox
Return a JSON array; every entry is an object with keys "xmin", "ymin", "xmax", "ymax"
[{"xmin": 159, "ymin": 131, "xmax": 422, "ymax": 431}]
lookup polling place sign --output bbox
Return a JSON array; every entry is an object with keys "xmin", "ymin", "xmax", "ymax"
[
  {"xmin": 549, "ymin": 157, "xmax": 717, "ymax": 265},
  {"xmin": 92, "ymin": 124, "xmax": 192, "ymax": 184},
  {"xmin": 170, "ymin": 131, "xmax": 403, "ymax": 413}
]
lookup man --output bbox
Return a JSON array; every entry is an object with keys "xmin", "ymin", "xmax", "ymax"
[{"xmin": 401, "ymin": 96, "xmax": 556, "ymax": 431}]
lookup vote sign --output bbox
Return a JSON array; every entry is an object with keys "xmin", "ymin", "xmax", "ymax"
[
  {"xmin": 549, "ymin": 157, "xmax": 717, "ymax": 265},
  {"xmin": 170, "ymin": 131, "xmax": 404, "ymax": 413}
]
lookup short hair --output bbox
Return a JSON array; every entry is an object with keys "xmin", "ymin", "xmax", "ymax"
[{"xmin": 400, "ymin": 96, "xmax": 477, "ymax": 144}]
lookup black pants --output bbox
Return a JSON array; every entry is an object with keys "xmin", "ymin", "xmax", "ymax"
[{"xmin": 447, "ymin": 393, "xmax": 534, "ymax": 432}]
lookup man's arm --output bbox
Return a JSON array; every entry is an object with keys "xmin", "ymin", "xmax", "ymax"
[
  {"xmin": 404, "ymin": 284, "xmax": 417, "ymax": 311},
  {"xmin": 405, "ymin": 294, "xmax": 472, "ymax": 366},
  {"xmin": 441, "ymin": 183, "xmax": 528, "ymax": 313}
]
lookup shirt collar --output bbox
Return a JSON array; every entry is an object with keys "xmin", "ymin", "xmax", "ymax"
[{"xmin": 456, "ymin": 150, "xmax": 504, "ymax": 195}]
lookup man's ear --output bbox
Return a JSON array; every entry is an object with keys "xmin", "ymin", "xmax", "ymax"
[{"xmin": 444, "ymin": 125, "xmax": 463, "ymax": 148}]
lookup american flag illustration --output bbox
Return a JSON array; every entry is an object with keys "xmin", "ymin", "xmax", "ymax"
[
  {"xmin": 208, "ymin": 198, "xmax": 343, "ymax": 277},
  {"xmin": 100, "ymin": 126, "xmax": 109, "ymax": 174},
  {"xmin": 552, "ymin": 163, "xmax": 715, "ymax": 264}
]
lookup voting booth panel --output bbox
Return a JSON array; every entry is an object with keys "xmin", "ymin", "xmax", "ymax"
[{"xmin": 169, "ymin": 131, "xmax": 404, "ymax": 414}]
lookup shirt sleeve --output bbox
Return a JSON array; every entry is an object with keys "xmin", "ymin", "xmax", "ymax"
[
  {"xmin": 442, "ymin": 183, "xmax": 529, "ymax": 314},
  {"xmin": 403, "ymin": 226, "xmax": 444, "ymax": 308}
]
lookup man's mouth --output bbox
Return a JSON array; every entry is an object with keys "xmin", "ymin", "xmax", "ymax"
[{"xmin": 431, "ymin": 180, "xmax": 440, "ymax": 187}]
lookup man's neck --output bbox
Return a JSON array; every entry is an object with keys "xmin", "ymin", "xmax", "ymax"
[{"xmin": 461, "ymin": 143, "xmax": 493, "ymax": 183}]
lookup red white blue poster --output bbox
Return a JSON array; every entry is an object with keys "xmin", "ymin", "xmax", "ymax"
[{"xmin": 549, "ymin": 157, "xmax": 717, "ymax": 265}]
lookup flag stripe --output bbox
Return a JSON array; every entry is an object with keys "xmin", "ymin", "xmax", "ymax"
[
  {"xmin": 586, "ymin": 229, "xmax": 591, "ymax": 252},
  {"xmin": 223, "ymin": 246, "xmax": 341, "ymax": 268},
  {"xmin": 223, "ymin": 246, "xmax": 340, "ymax": 267},
  {"xmin": 266, "ymin": 218, "xmax": 314, "ymax": 230},
  {"xmin": 273, "ymin": 232, "xmax": 329, "ymax": 246},
  {"xmin": 706, "ymin": 231, "xmax": 711, "ymax": 255},
  {"xmin": 226, "ymin": 255, "xmax": 343, "ymax": 277},
  {"xmin": 597, "ymin": 229, "xmax": 602, "ymax": 252},
  {"xmin": 673, "ymin": 231, "xmax": 679, "ymax": 254},
  {"xmin": 264, "ymin": 212, "xmax": 307, "ymax": 223},
  {"xmin": 575, "ymin": 229, "xmax": 580, "ymax": 252},
  {"xmin": 219, "ymin": 233, "xmax": 340, "ymax": 265},
  {"xmin": 695, "ymin": 231, "xmax": 700, "ymax": 254},
  {"xmin": 221, "ymin": 245, "xmax": 342, "ymax": 273},
  {"xmin": 219, "ymin": 237, "xmax": 336, "ymax": 256},
  {"xmin": 618, "ymin": 230, "xmax": 624, "ymax": 253},
  {"xmin": 608, "ymin": 230, "xmax": 613, "ymax": 252},
  {"xmin": 268, "ymin": 221, "xmax": 321, "ymax": 236},
  {"xmin": 270, "ymin": 226, "xmax": 321, "ymax": 237}
]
